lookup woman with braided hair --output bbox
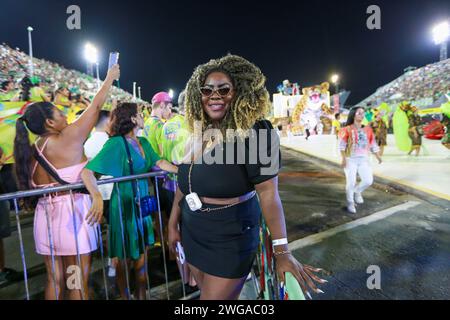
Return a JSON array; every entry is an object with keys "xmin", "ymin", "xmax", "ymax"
[
  {"xmin": 168, "ymin": 55, "xmax": 325, "ymax": 300},
  {"xmin": 13, "ymin": 65, "xmax": 120, "ymax": 299}
]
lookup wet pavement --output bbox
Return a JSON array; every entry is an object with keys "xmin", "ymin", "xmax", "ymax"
[{"xmin": 1, "ymin": 147, "xmax": 449, "ymax": 299}]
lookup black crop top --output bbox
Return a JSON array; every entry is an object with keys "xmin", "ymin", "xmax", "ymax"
[{"xmin": 177, "ymin": 120, "xmax": 281, "ymax": 198}]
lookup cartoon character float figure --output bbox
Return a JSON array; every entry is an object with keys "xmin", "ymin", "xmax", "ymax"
[{"xmin": 291, "ymin": 82, "xmax": 332, "ymax": 135}]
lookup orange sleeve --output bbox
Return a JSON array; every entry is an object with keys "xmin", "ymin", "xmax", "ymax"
[{"xmin": 339, "ymin": 126, "xmax": 349, "ymax": 141}]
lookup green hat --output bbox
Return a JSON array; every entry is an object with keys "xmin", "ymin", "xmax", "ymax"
[{"xmin": 30, "ymin": 76, "xmax": 41, "ymax": 85}]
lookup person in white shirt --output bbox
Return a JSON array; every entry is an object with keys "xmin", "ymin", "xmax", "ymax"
[
  {"xmin": 83, "ymin": 110, "xmax": 117, "ymax": 277},
  {"xmin": 84, "ymin": 110, "xmax": 111, "ymax": 162}
]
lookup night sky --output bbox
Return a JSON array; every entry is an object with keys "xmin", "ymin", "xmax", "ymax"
[{"xmin": 0, "ymin": 0, "xmax": 449, "ymax": 104}]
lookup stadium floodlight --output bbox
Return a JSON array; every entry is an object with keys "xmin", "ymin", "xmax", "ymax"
[
  {"xmin": 84, "ymin": 43, "xmax": 100, "ymax": 88},
  {"xmin": 331, "ymin": 74, "xmax": 339, "ymax": 94},
  {"xmin": 27, "ymin": 26, "xmax": 34, "ymax": 76},
  {"xmin": 168, "ymin": 89, "xmax": 174, "ymax": 99},
  {"xmin": 432, "ymin": 21, "xmax": 449, "ymax": 61},
  {"xmin": 84, "ymin": 43, "xmax": 98, "ymax": 64},
  {"xmin": 432, "ymin": 21, "xmax": 450, "ymax": 45},
  {"xmin": 331, "ymin": 74, "xmax": 339, "ymax": 84}
]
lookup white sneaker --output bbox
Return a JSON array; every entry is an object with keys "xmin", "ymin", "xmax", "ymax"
[
  {"xmin": 347, "ymin": 202, "xmax": 357, "ymax": 214},
  {"xmin": 354, "ymin": 193, "xmax": 364, "ymax": 204}
]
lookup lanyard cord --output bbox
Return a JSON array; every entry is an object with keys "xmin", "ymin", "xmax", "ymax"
[{"xmin": 188, "ymin": 162, "xmax": 194, "ymax": 194}]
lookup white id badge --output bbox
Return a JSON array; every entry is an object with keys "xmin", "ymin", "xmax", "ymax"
[{"xmin": 185, "ymin": 192, "xmax": 202, "ymax": 211}]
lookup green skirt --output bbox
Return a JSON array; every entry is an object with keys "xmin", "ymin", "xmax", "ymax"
[{"xmin": 108, "ymin": 190, "xmax": 155, "ymax": 260}]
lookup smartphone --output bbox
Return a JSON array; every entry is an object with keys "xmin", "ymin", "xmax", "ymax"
[
  {"xmin": 176, "ymin": 242, "xmax": 185, "ymax": 264},
  {"xmin": 108, "ymin": 52, "xmax": 119, "ymax": 69}
]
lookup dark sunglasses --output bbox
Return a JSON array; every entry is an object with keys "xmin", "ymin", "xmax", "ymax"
[{"xmin": 199, "ymin": 86, "xmax": 232, "ymax": 97}]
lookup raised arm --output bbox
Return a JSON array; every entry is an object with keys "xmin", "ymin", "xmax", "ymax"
[
  {"xmin": 255, "ymin": 177, "xmax": 326, "ymax": 298},
  {"xmin": 62, "ymin": 65, "xmax": 120, "ymax": 145}
]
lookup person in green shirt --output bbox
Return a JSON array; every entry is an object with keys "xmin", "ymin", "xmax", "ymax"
[
  {"xmin": 53, "ymin": 87, "xmax": 72, "ymax": 115},
  {"xmin": 82, "ymin": 102, "xmax": 178, "ymax": 300},
  {"xmin": 17, "ymin": 77, "xmax": 50, "ymax": 102},
  {"xmin": 160, "ymin": 90, "xmax": 198, "ymax": 292},
  {"xmin": 0, "ymin": 81, "xmax": 18, "ymax": 101},
  {"xmin": 161, "ymin": 103, "xmax": 190, "ymax": 164},
  {"xmin": 160, "ymin": 91, "xmax": 190, "ymax": 202},
  {"xmin": 143, "ymin": 91, "xmax": 173, "ymax": 156}
]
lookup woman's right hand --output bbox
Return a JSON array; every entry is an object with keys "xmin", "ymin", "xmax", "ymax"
[
  {"xmin": 168, "ymin": 224, "xmax": 181, "ymax": 255},
  {"xmin": 341, "ymin": 158, "xmax": 347, "ymax": 168},
  {"xmin": 106, "ymin": 64, "xmax": 120, "ymax": 82},
  {"xmin": 86, "ymin": 192, "xmax": 104, "ymax": 226}
]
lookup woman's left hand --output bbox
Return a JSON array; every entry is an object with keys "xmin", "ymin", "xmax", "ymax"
[{"xmin": 275, "ymin": 253, "xmax": 327, "ymax": 299}]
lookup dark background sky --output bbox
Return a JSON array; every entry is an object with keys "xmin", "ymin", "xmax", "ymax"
[{"xmin": 0, "ymin": 0, "xmax": 449, "ymax": 104}]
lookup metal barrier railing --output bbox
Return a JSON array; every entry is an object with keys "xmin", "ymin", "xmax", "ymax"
[{"xmin": 0, "ymin": 171, "xmax": 174, "ymax": 300}]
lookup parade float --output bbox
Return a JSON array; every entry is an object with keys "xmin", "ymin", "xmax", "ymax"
[{"xmin": 272, "ymin": 80, "xmax": 333, "ymax": 136}]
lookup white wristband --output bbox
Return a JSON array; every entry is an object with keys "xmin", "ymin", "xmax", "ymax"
[{"xmin": 272, "ymin": 238, "xmax": 288, "ymax": 246}]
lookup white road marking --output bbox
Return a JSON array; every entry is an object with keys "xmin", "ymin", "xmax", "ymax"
[{"xmin": 289, "ymin": 201, "xmax": 421, "ymax": 250}]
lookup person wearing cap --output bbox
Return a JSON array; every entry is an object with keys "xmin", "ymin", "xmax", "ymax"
[
  {"xmin": 158, "ymin": 92, "xmax": 193, "ymax": 255},
  {"xmin": 143, "ymin": 91, "xmax": 172, "ymax": 156},
  {"xmin": 161, "ymin": 91, "xmax": 190, "ymax": 167},
  {"xmin": 160, "ymin": 91, "xmax": 198, "ymax": 293},
  {"xmin": 142, "ymin": 92, "xmax": 173, "ymax": 246}
]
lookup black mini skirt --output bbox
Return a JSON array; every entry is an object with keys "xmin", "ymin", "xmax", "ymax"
[{"xmin": 180, "ymin": 195, "xmax": 261, "ymax": 279}]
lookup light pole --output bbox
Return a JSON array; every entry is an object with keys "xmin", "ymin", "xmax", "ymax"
[
  {"xmin": 168, "ymin": 89, "xmax": 174, "ymax": 99},
  {"xmin": 133, "ymin": 82, "xmax": 137, "ymax": 101},
  {"xmin": 84, "ymin": 43, "xmax": 99, "ymax": 88},
  {"xmin": 432, "ymin": 21, "xmax": 449, "ymax": 61},
  {"xmin": 138, "ymin": 86, "xmax": 141, "ymax": 100},
  {"xmin": 331, "ymin": 74, "xmax": 339, "ymax": 94},
  {"xmin": 27, "ymin": 26, "xmax": 34, "ymax": 76},
  {"xmin": 95, "ymin": 62, "xmax": 99, "ymax": 89}
]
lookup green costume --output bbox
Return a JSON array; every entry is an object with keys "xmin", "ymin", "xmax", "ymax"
[
  {"xmin": 143, "ymin": 116, "xmax": 164, "ymax": 156},
  {"xmin": 161, "ymin": 114, "xmax": 190, "ymax": 163},
  {"xmin": 29, "ymin": 87, "xmax": 47, "ymax": 102},
  {"xmin": 0, "ymin": 90, "xmax": 18, "ymax": 101},
  {"xmin": 370, "ymin": 119, "xmax": 388, "ymax": 146},
  {"xmin": 441, "ymin": 102, "xmax": 450, "ymax": 147},
  {"xmin": 160, "ymin": 114, "xmax": 190, "ymax": 189},
  {"xmin": 86, "ymin": 136, "xmax": 160, "ymax": 259},
  {"xmin": 393, "ymin": 103, "xmax": 412, "ymax": 152}
]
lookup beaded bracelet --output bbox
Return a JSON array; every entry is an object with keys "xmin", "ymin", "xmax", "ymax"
[{"xmin": 273, "ymin": 250, "xmax": 291, "ymax": 257}]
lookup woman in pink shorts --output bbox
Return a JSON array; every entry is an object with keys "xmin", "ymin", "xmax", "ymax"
[{"xmin": 13, "ymin": 65, "xmax": 120, "ymax": 299}]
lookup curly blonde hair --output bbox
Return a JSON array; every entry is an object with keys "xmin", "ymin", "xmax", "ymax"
[{"xmin": 184, "ymin": 55, "xmax": 271, "ymax": 137}]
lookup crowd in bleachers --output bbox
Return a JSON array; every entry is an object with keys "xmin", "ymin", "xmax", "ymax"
[
  {"xmin": 359, "ymin": 58, "xmax": 450, "ymax": 107},
  {"xmin": 0, "ymin": 43, "xmax": 148, "ymax": 107}
]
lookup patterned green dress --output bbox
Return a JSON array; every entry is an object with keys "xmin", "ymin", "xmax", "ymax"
[{"xmin": 86, "ymin": 136, "xmax": 160, "ymax": 260}]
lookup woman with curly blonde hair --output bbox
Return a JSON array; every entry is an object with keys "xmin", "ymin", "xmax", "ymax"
[{"xmin": 168, "ymin": 55, "xmax": 325, "ymax": 300}]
